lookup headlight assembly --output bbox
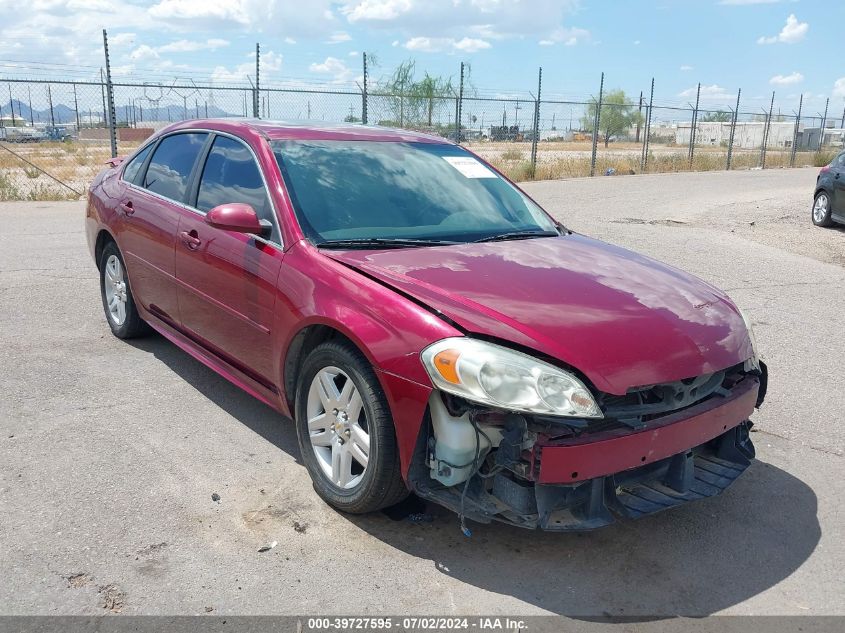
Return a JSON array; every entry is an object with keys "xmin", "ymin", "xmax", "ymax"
[{"xmin": 421, "ymin": 338, "xmax": 602, "ymax": 418}]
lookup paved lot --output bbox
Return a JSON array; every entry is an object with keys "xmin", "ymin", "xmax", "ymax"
[{"xmin": 1, "ymin": 168, "xmax": 843, "ymax": 617}]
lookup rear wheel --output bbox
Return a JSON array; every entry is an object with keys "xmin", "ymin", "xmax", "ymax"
[
  {"xmin": 812, "ymin": 191, "xmax": 834, "ymax": 227},
  {"xmin": 294, "ymin": 340, "xmax": 407, "ymax": 513},
  {"xmin": 99, "ymin": 241, "xmax": 147, "ymax": 338}
]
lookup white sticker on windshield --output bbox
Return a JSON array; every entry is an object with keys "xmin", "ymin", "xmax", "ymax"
[{"xmin": 442, "ymin": 156, "xmax": 498, "ymax": 179}]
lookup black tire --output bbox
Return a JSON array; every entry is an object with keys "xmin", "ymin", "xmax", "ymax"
[
  {"xmin": 294, "ymin": 340, "xmax": 408, "ymax": 513},
  {"xmin": 812, "ymin": 191, "xmax": 834, "ymax": 227},
  {"xmin": 99, "ymin": 241, "xmax": 148, "ymax": 339}
]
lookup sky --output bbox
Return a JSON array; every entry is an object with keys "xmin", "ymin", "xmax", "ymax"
[{"xmin": 1, "ymin": 0, "xmax": 843, "ymax": 116}]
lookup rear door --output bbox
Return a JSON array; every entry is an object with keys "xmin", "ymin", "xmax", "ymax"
[
  {"xmin": 174, "ymin": 133, "xmax": 284, "ymax": 387},
  {"xmin": 119, "ymin": 132, "xmax": 208, "ymax": 325},
  {"xmin": 832, "ymin": 152, "xmax": 845, "ymax": 217}
]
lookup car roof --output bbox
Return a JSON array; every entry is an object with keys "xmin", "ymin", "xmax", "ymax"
[{"xmin": 161, "ymin": 118, "xmax": 453, "ymax": 144}]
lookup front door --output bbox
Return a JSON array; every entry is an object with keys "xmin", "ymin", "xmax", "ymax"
[{"xmin": 174, "ymin": 134, "xmax": 283, "ymax": 386}]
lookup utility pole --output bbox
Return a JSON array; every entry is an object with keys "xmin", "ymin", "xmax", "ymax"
[
  {"xmin": 47, "ymin": 84, "xmax": 55, "ymax": 127},
  {"xmin": 641, "ymin": 77, "xmax": 655, "ymax": 172},
  {"xmin": 8, "ymin": 84, "xmax": 16, "ymax": 127},
  {"xmin": 456, "ymin": 61, "xmax": 464, "ymax": 145},
  {"xmin": 73, "ymin": 83, "xmax": 80, "ymax": 130},
  {"xmin": 27, "ymin": 86, "xmax": 34, "ymax": 126}
]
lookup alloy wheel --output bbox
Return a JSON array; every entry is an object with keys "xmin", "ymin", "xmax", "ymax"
[
  {"xmin": 813, "ymin": 194, "xmax": 829, "ymax": 224},
  {"xmin": 306, "ymin": 366, "xmax": 370, "ymax": 489},
  {"xmin": 103, "ymin": 254, "xmax": 128, "ymax": 326}
]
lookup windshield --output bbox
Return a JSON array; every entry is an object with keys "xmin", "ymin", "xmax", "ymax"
[{"xmin": 272, "ymin": 140, "xmax": 558, "ymax": 244}]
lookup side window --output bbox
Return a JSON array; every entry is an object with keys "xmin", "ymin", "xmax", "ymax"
[
  {"xmin": 122, "ymin": 143, "xmax": 153, "ymax": 184},
  {"xmin": 142, "ymin": 133, "xmax": 208, "ymax": 202},
  {"xmin": 197, "ymin": 136, "xmax": 278, "ymax": 241}
]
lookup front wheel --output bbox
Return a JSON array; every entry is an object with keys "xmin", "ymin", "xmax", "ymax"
[
  {"xmin": 294, "ymin": 340, "xmax": 407, "ymax": 513},
  {"xmin": 99, "ymin": 241, "xmax": 147, "ymax": 338},
  {"xmin": 812, "ymin": 191, "xmax": 834, "ymax": 227}
]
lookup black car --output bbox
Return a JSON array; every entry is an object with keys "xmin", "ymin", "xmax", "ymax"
[{"xmin": 813, "ymin": 150, "xmax": 845, "ymax": 227}]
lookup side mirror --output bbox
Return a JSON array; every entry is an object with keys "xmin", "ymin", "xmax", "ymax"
[{"xmin": 205, "ymin": 203, "xmax": 272, "ymax": 237}]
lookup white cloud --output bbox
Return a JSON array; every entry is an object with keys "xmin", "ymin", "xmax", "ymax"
[
  {"xmin": 157, "ymin": 38, "xmax": 229, "ymax": 53},
  {"xmin": 308, "ymin": 56, "xmax": 357, "ymax": 83},
  {"xmin": 343, "ymin": 0, "xmax": 413, "ymax": 22},
  {"xmin": 679, "ymin": 84, "xmax": 736, "ymax": 101},
  {"xmin": 680, "ymin": 65, "xmax": 694, "ymax": 71},
  {"xmin": 129, "ymin": 44, "xmax": 160, "ymax": 62},
  {"xmin": 769, "ymin": 71, "xmax": 803, "ymax": 86},
  {"xmin": 211, "ymin": 50, "xmax": 282, "ymax": 83},
  {"xmin": 833, "ymin": 78, "xmax": 845, "ymax": 99},
  {"xmin": 757, "ymin": 14, "xmax": 808, "ymax": 44},
  {"xmin": 633, "ymin": 40, "xmax": 641, "ymax": 45},
  {"xmin": 452, "ymin": 37, "xmax": 491, "ymax": 53},
  {"xmin": 719, "ymin": 0, "xmax": 787, "ymax": 5},
  {"xmin": 404, "ymin": 36, "xmax": 490, "ymax": 53},
  {"xmin": 327, "ymin": 31, "xmax": 352, "ymax": 44},
  {"xmin": 342, "ymin": 0, "xmax": 584, "ymax": 47}
]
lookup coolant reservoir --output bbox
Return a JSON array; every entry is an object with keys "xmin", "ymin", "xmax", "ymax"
[{"xmin": 429, "ymin": 394, "xmax": 502, "ymax": 486}]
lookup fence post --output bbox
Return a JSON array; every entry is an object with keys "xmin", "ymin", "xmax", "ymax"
[
  {"xmin": 688, "ymin": 82, "xmax": 700, "ymax": 169},
  {"xmin": 641, "ymin": 77, "xmax": 654, "ymax": 173},
  {"xmin": 27, "ymin": 86, "xmax": 34, "ymax": 125},
  {"xmin": 456, "ymin": 61, "xmax": 464, "ymax": 144},
  {"xmin": 254, "ymin": 43, "xmax": 260, "ymax": 118},
  {"xmin": 362, "ymin": 52, "xmax": 368, "ymax": 125},
  {"xmin": 589, "ymin": 72, "xmax": 604, "ymax": 177},
  {"xmin": 791, "ymin": 94, "xmax": 803, "ymax": 167},
  {"xmin": 102, "ymin": 30, "xmax": 118, "ymax": 158},
  {"xmin": 531, "ymin": 67, "xmax": 542, "ymax": 178},
  {"xmin": 760, "ymin": 91, "xmax": 774, "ymax": 168},
  {"xmin": 636, "ymin": 91, "xmax": 643, "ymax": 143},
  {"xmin": 818, "ymin": 98, "xmax": 829, "ymax": 152},
  {"xmin": 726, "ymin": 89, "xmax": 740, "ymax": 170}
]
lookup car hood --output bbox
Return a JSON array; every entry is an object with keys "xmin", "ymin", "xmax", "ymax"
[{"xmin": 327, "ymin": 234, "xmax": 752, "ymax": 395}]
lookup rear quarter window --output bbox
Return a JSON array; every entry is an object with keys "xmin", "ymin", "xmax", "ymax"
[{"xmin": 121, "ymin": 143, "xmax": 153, "ymax": 184}]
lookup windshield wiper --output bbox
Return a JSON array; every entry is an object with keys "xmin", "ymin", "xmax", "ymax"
[
  {"xmin": 473, "ymin": 229, "xmax": 560, "ymax": 243},
  {"xmin": 316, "ymin": 237, "xmax": 459, "ymax": 249}
]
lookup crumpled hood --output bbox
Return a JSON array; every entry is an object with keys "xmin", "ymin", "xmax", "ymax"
[{"xmin": 327, "ymin": 234, "xmax": 752, "ymax": 395}]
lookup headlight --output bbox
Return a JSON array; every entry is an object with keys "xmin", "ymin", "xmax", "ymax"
[
  {"xmin": 739, "ymin": 308, "xmax": 761, "ymax": 371},
  {"xmin": 421, "ymin": 338, "xmax": 602, "ymax": 418}
]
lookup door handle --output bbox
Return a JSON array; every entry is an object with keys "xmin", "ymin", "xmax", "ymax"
[
  {"xmin": 119, "ymin": 201, "xmax": 135, "ymax": 215},
  {"xmin": 179, "ymin": 230, "xmax": 202, "ymax": 250}
]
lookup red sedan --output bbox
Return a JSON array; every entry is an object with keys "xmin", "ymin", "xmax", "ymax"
[{"xmin": 86, "ymin": 120, "xmax": 767, "ymax": 531}]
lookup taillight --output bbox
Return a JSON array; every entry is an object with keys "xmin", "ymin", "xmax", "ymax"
[{"xmin": 820, "ymin": 165, "xmax": 831, "ymax": 174}]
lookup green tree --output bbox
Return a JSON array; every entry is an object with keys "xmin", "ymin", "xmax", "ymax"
[
  {"xmin": 376, "ymin": 60, "xmax": 471, "ymax": 129},
  {"xmin": 581, "ymin": 89, "xmax": 643, "ymax": 147},
  {"xmin": 701, "ymin": 110, "xmax": 731, "ymax": 122}
]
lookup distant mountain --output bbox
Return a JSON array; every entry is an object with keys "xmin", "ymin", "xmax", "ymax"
[{"xmin": 1, "ymin": 99, "xmax": 235, "ymax": 126}]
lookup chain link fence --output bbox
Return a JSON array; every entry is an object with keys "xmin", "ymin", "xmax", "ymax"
[{"xmin": 2, "ymin": 71, "xmax": 842, "ymax": 201}]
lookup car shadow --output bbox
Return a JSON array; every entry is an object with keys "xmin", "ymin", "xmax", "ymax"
[
  {"xmin": 128, "ymin": 331, "xmax": 819, "ymax": 617},
  {"xmin": 346, "ymin": 460, "xmax": 819, "ymax": 618},
  {"xmin": 127, "ymin": 332, "xmax": 301, "ymax": 462}
]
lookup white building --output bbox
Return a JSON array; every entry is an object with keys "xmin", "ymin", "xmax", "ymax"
[{"xmin": 675, "ymin": 121, "xmax": 797, "ymax": 149}]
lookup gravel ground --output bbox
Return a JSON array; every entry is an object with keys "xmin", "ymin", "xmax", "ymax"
[{"xmin": 0, "ymin": 167, "xmax": 843, "ymax": 619}]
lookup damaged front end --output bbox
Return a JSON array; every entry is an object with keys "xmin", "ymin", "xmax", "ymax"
[{"xmin": 408, "ymin": 361, "xmax": 767, "ymax": 531}]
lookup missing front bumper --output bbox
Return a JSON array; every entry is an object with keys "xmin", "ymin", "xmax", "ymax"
[{"xmin": 414, "ymin": 421, "xmax": 756, "ymax": 531}]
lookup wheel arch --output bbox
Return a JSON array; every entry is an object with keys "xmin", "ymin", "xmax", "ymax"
[
  {"xmin": 94, "ymin": 228, "xmax": 117, "ymax": 270},
  {"xmin": 282, "ymin": 321, "xmax": 379, "ymax": 415}
]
